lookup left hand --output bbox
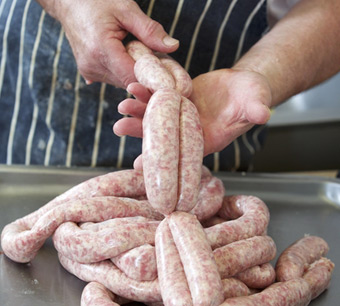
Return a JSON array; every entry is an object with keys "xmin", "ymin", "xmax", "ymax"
[
  {"xmin": 188, "ymin": 68, "xmax": 272, "ymax": 155},
  {"xmin": 113, "ymin": 68, "xmax": 272, "ymax": 157}
]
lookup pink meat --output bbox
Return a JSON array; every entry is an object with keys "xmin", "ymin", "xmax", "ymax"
[
  {"xmin": 58, "ymin": 253, "xmax": 161, "ymax": 303},
  {"xmin": 220, "ymin": 278, "xmax": 312, "ymax": 306},
  {"xmin": 134, "ymin": 54, "xmax": 175, "ymax": 93},
  {"xmin": 176, "ymin": 96, "xmax": 204, "ymax": 212},
  {"xmin": 1, "ymin": 196, "xmax": 161, "ymax": 263},
  {"xmin": 276, "ymin": 235, "xmax": 329, "ymax": 282},
  {"xmin": 190, "ymin": 175, "xmax": 225, "ymax": 221},
  {"xmin": 235, "ymin": 263, "xmax": 276, "ymax": 289},
  {"xmin": 156, "ymin": 52, "xmax": 193, "ymax": 97},
  {"xmin": 126, "ymin": 40, "xmax": 153, "ymax": 61},
  {"xmin": 53, "ymin": 220, "xmax": 159, "ymax": 263},
  {"xmin": 111, "ymin": 244, "xmax": 157, "ymax": 281},
  {"xmin": 81, "ymin": 282, "xmax": 119, "ymax": 306},
  {"xmin": 168, "ymin": 211, "xmax": 224, "ymax": 306},
  {"xmin": 142, "ymin": 89, "xmax": 182, "ymax": 215},
  {"xmin": 302, "ymin": 257, "xmax": 335, "ymax": 299},
  {"xmin": 221, "ymin": 278, "xmax": 250, "ymax": 299},
  {"xmin": 205, "ymin": 195, "xmax": 270, "ymax": 249},
  {"xmin": 155, "ymin": 218, "xmax": 193, "ymax": 306},
  {"xmin": 213, "ymin": 236, "xmax": 277, "ymax": 279}
]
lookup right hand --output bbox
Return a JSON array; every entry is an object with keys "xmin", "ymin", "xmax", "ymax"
[{"xmin": 50, "ymin": 0, "xmax": 179, "ymax": 88}]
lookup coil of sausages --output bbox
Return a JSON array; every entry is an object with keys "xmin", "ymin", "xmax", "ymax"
[{"xmin": 0, "ymin": 41, "xmax": 335, "ymax": 306}]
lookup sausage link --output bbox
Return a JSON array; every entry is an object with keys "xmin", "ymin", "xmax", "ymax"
[
  {"xmin": 235, "ymin": 263, "xmax": 276, "ymax": 289},
  {"xmin": 302, "ymin": 257, "xmax": 334, "ymax": 300},
  {"xmin": 3, "ymin": 170, "xmax": 146, "ymax": 231},
  {"xmin": 176, "ymin": 96, "xmax": 204, "ymax": 212},
  {"xmin": 155, "ymin": 53, "xmax": 193, "ymax": 97},
  {"xmin": 142, "ymin": 89, "xmax": 182, "ymax": 215},
  {"xmin": 190, "ymin": 175, "xmax": 224, "ymax": 221},
  {"xmin": 275, "ymin": 235, "xmax": 329, "ymax": 282},
  {"xmin": 213, "ymin": 236, "xmax": 277, "ymax": 279},
  {"xmin": 220, "ymin": 278, "xmax": 312, "ymax": 306},
  {"xmin": 155, "ymin": 218, "xmax": 193, "ymax": 306},
  {"xmin": 111, "ymin": 244, "xmax": 157, "ymax": 281},
  {"xmin": 79, "ymin": 216, "xmax": 153, "ymax": 231},
  {"xmin": 205, "ymin": 195, "xmax": 270, "ymax": 249},
  {"xmin": 168, "ymin": 211, "xmax": 224, "ymax": 306},
  {"xmin": 58, "ymin": 253, "xmax": 161, "ymax": 303},
  {"xmin": 81, "ymin": 282, "xmax": 119, "ymax": 306},
  {"xmin": 134, "ymin": 54, "xmax": 175, "ymax": 92},
  {"xmin": 221, "ymin": 278, "xmax": 250, "ymax": 299},
  {"xmin": 53, "ymin": 220, "xmax": 159, "ymax": 263},
  {"xmin": 126, "ymin": 40, "xmax": 153, "ymax": 61},
  {"xmin": 1, "ymin": 197, "xmax": 161, "ymax": 263}
]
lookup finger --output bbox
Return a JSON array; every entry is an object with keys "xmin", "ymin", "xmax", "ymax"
[
  {"xmin": 118, "ymin": 99, "xmax": 147, "ymax": 118},
  {"xmin": 103, "ymin": 39, "xmax": 138, "ymax": 88},
  {"xmin": 245, "ymin": 101, "xmax": 271, "ymax": 125},
  {"xmin": 133, "ymin": 154, "xmax": 143, "ymax": 170},
  {"xmin": 127, "ymin": 82, "xmax": 152, "ymax": 103},
  {"xmin": 113, "ymin": 117, "xmax": 143, "ymax": 138},
  {"xmin": 119, "ymin": 2, "xmax": 179, "ymax": 53}
]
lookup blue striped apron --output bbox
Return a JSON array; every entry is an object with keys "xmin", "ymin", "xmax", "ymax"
[{"xmin": 0, "ymin": 0, "xmax": 268, "ymax": 171}]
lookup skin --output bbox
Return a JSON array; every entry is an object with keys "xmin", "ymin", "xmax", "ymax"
[
  {"xmin": 37, "ymin": 0, "xmax": 179, "ymax": 88},
  {"xmin": 38, "ymin": 0, "xmax": 340, "ymax": 156}
]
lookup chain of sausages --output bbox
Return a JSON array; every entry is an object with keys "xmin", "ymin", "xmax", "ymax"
[{"xmin": 0, "ymin": 40, "xmax": 335, "ymax": 305}]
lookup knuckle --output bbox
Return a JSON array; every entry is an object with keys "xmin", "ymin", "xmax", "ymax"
[{"xmin": 142, "ymin": 19, "xmax": 163, "ymax": 37}]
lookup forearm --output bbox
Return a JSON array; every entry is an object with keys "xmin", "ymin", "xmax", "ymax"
[{"xmin": 233, "ymin": 0, "xmax": 340, "ymax": 107}]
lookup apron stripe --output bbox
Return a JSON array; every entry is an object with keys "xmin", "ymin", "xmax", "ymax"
[
  {"xmin": 44, "ymin": 28, "xmax": 64, "ymax": 166},
  {"xmin": 234, "ymin": 0, "xmax": 266, "ymax": 63},
  {"xmin": 65, "ymin": 71, "xmax": 81, "ymax": 167},
  {"xmin": 209, "ymin": 0, "xmax": 239, "ymax": 71},
  {"xmin": 184, "ymin": 0, "xmax": 212, "ymax": 71},
  {"xmin": 7, "ymin": 0, "xmax": 30, "ymax": 165},
  {"xmin": 169, "ymin": 0, "xmax": 185, "ymax": 37},
  {"xmin": 0, "ymin": 0, "xmax": 18, "ymax": 99},
  {"xmin": 25, "ymin": 10, "xmax": 46, "ymax": 165},
  {"xmin": 0, "ymin": 0, "xmax": 8, "ymax": 21}
]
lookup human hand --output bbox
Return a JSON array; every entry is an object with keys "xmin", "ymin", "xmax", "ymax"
[
  {"xmin": 51, "ymin": 0, "xmax": 179, "ymax": 88},
  {"xmin": 113, "ymin": 69, "xmax": 272, "ymax": 157},
  {"xmin": 188, "ymin": 68, "xmax": 272, "ymax": 155}
]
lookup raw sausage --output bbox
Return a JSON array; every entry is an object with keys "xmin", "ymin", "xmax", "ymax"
[
  {"xmin": 53, "ymin": 220, "xmax": 159, "ymax": 263},
  {"xmin": 176, "ymin": 96, "xmax": 204, "ymax": 212},
  {"xmin": 111, "ymin": 244, "xmax": 157, "ymax": 281},
  {"xmin": 1, "ymin": 196, "xmax": 161, "ymax": 263},
  {"xmin": 213, "ymin": 236, "xmax": 276, "ymax": 279},
  {"xmin": 220, "ymin": 278, "xmax": 312, "ymax": 306},
  {"xmin": 81, "ymin": 282, "xmax": 119, "ymax": 306},
  {"xmin": 205, "ymin": 195, "xmax": 270, "ymax": 249},
  {"xmin": 276, "ymin": 235, "xmax": 329, "ymax": 282},
  {"xmin": 235, "ymin": 263, "xmax": 276, "ymax": 289},
  {"xmin": 58, "ymin": 253, "xmax": 162, "ymax": 303},
  {"xmin": 302, "ymin": 257, "xmax": 334, "ymax": 299},
  {"xmin": 168, "ymin": 211, "xmax": 224, "ymax": 306},
  {"xmin": 155, "ymin": 52, "xmax": 193, "ymax": 97},
  {"xmin": 142, "ymin": 88, "xmax": 181, "ymax": 215},
  {"xmin": 134, "ymin": 54, "xmax": 175, "ymax": 92},
  {"xmin": 155, "ymin": 218, "xmax": 193, "ymax": 306}
]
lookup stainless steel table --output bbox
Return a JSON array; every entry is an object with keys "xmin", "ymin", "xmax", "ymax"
[{"xmin": 1, "ymin": 165, "xmax": 339, "ymax": 306}]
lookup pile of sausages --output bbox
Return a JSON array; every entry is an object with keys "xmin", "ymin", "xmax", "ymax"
[{"xmin": 0, "ymin": 41, "xmax": 335, "ymax": 306}]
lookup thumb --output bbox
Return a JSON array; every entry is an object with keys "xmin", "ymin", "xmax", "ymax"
[
  {"xmin": 120, "ymin": 4, "xmax": 179, "ymax": 53},
  {"xmin": 245, "ymin": 101, "xmax": 271, "ymax": 125}
]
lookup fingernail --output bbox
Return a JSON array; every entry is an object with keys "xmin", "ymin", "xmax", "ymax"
[
  {"xmin": 85, "ymin": 79, "xmax": 93, "ymax": 85},
  {"xmin": 163, "ymin": 35, "xmax": 179, "ymax": 47}
]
